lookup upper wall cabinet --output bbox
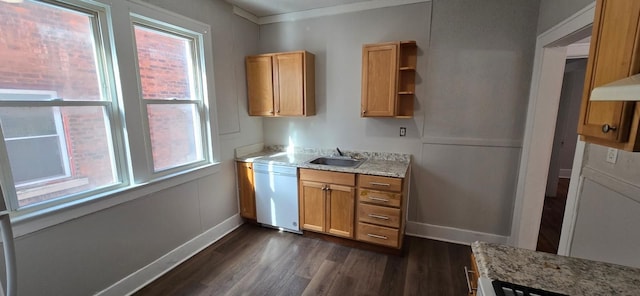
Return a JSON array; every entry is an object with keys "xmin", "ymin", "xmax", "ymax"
[
  {"xmin": 246, "ymin": 51, "xmax": 316, "ymax": 117},
  {"xmin": 361, "ymin": 41, "xmax": 417, "ymax": 118},
  {"xmin": 578, "ymin": 0, "xmax": 640, "ymax": 151}
]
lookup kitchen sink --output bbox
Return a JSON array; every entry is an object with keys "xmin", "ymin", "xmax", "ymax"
[{"xmin": 308, "ymin": 157, "xmax": 365, "ymax": 168}]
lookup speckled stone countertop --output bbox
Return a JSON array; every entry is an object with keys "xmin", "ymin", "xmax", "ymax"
[
  {"xmin": 471, "ymin": 241, "xmax": 640, "ymax": 295},
  {"xmin": 236, "ymin": 146, "xmax": 410, "ymax": 178}
]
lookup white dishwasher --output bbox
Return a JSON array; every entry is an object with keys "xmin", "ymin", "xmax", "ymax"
[{"xmin": 253, "ymin": 163, "xmax": 300, "ymax": 233}]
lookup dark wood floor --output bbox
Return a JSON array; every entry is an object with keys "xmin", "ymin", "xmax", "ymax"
[
  {"xmin": 135, "ymin": 224, "xmax": 472, "ymax": 296},
  {"xmin": 536, "ymin": 178, "xmax": 569, "ymax": 254}
]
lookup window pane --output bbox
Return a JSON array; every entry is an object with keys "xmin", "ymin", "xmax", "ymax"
[
  {"xmin": 0, "ymin": 1, "xmax": 104, "ymax": 101},
  {"xmin": 147, "ymin": 104, "xmax": 202, "ymax": 171},
  {"xmin": 0, "ymin": 106, "xmax": 118, "ymax": 208},
  {"xmin": 134, "ymin": 25, "xmax": 195, "ymax": 100},
  {"xmin": 0, "ymin": 107, "xmax": 58, "ymax": 138}
]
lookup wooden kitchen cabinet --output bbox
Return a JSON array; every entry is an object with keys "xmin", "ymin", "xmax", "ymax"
[
  {"xmin": 236, "ymin": 161, "xmax": 256, "ymax": 220},
  {"xmin": 356, "ymin": 172, "xmax": 409, "ymax": 249},
  {"xmin": 577, "ymin": 0, "xmax": 640, "ymax": 151},
  {"xmin": 299, "ymin": 169, "xmax": 356, "ymax": 239},
  {"xmin": 361, "ymin": 41, "xmax": 417, "ymax": 118},
  {"xmin": 245, "ymin": 51, "xmax": 315, "ymax": 117},
  {"xmin": 466, "ymin": 253, "xmax": 479, "ymax": 295}
]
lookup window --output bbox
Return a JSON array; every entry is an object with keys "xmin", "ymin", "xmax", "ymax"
[
  {"xmin": 0, "ymin": 0, "xmax": 122, "ymax": 209},
  {"xmin": 0, "ymin": 0, "xmax": 216, "ymax": 217},
  {"xmin": 0, "ymin": 90, "xmax": 70, "ymax": 185},
  {"xmin": 131, "ymin": 18, "xmax": 208, "ymax": 173}
]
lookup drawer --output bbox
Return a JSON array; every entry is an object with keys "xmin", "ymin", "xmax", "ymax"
[
  {"xmin": 358, "ymin": 188, "xmax": 401, "ymax": 208},
  {"xmin": 358, "ymin": 174, "xmax": 402, "ymax": 192},
  {"xmin": 356, "ymin": 222, "xmax": 399, "ymax": 248},
  {"xmin": 300, "ymin": 169, "xmax": 355, "ymax": 186},
  {"xmin": 358, "ymin": 203, "xmax": 400, "ymax": 228}
]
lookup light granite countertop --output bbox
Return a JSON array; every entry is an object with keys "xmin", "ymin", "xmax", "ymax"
[
  {"xmin": 472, "ymin": 241, "xmax": 640, "ymax": 295},
  {"xmin": 236, "ymin": 146, "xmax": 410, "ymax": 178}
]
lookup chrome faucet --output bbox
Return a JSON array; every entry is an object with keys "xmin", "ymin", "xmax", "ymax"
[{"xmin": 336, "ymin": 147, "xmax": 344, "ymax": 157}]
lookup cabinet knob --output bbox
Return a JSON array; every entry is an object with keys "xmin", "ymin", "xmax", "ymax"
[
  {"xmin": 362, "ymin": 110, "xmax": 367, "ymax": 115},
  {"xmin": 601, "ymin": 124, "xmax": 617, "ymax": 133}
]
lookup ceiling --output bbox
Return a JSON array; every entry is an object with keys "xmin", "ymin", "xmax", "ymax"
[{"xmin": 225, "ymin": 0, "xmax": 375, "ymax": 17}]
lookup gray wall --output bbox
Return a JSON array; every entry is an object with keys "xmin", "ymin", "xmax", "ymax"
[
  {"xmin": 537, "ymin": 0, "xmax": 594, "ymax": 34},
  {"xmin": 11, "ymin": 0, "xmax": 262, "ymax": 295},
  {"xmin": 260, "ymin": 0, "xmax": 540, "ymax": 238}
]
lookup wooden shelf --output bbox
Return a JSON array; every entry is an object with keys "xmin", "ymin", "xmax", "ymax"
[
  {"xmin": 398, "ymin": 91, "xmax": 414, "ymax": 95},
  {"xmin": 399, "ymin": 67, "xmax": 415, "ymax": 71}
]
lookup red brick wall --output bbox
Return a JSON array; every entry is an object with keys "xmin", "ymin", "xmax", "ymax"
[{"xmin": 135, "ymin": 27, "xmax": 198, "ymax": 171}]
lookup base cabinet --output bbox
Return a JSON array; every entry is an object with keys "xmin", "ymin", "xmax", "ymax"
[
  {"xmin": 355, "ymin": 173, "xmax": 408, "ymax": 249},
  {"xmin": 299, "ymin": 167, "xmax": 409, "ymax": 249},
  {"xmin": 236, "ymin": 161, "xmax": 256, "ymax": 220},
  {"xmin": 299, "ymin": 169, "xmax": 355, "ymax": 239}
]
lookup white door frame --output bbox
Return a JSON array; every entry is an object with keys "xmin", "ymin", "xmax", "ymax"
[{"xmin": 510, "ymin": 3, "xmax": 595, "ymax": 250}]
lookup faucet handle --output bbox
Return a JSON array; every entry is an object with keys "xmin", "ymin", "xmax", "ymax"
[{"xmin": 336, "ymin": 147, "xmax": 344, "ymax": 156}]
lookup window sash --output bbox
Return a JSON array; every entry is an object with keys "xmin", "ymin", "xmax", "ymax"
[
  {"xmin": 131, "ymin": 14, "xmax": 211, "ymax": 177},
  {"xmin": 0, "ymin": 0, "xmax": 128, "ymax": 212}
]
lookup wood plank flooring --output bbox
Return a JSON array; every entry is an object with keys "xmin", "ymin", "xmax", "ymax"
[
  {"xmin": 135, "ymin": 224, "xmax": 471, "ymax": 296},
  {"xmin": 536, "ymin": 178, "xmax": 569, "ymax": 254}
]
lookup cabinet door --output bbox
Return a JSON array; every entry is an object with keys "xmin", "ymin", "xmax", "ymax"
[
  {"xmin": 236, "ymin": 162, "xmax": 256, "ymax": 219},
  {"xmin": 361, "ymin": 44, "xmax": 397, "ymax": 117},
  {"xmin": 274, "ymin": 52, "xmax": 305, "ymax": 116},
  {"xmin": 578, "ymin": 0, "xmax": 640, "ymax": 143},
  {"xmin": 300, "ymin": 180, "xmax": 325, "ymax": 232},
  {"xmin": 246, "ymin": 55, "xmax": 275, "ymax": 116},
  {"xmin": 326, "ymin": 184, "xmax": 355, "ymax": 238}
]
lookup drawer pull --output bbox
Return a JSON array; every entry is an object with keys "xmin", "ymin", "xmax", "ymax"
[
  {"xmin": 368, "ymin": 196, "xmax": 389, "ymax": 202},
  {"xmin": 369, "ymin": 182, "xmax": 390, "ymax": 187},
  {"xmin": 464, "ymin": 266, "xmax": 477, "ymax": 294},
  {"xmin": 367, "ymin": 233, "xmax": 388, "ymax": 240},
  {"xmin": 368, "ymin": 214, "xmax": 389, "ymax": 220}
]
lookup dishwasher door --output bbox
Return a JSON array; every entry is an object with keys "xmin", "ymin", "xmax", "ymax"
[{"xmin": 253, "ymin": 163, "xmax": 300, "ymax": 233}]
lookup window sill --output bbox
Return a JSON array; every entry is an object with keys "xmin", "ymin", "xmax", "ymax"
[{"xmin": 10, "ymin": 162, "xmax": 221, "ymax": 238}]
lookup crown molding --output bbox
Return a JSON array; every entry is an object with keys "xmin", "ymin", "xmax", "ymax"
[
  {"xmin": 232, "ymin": 5, "xmax": 259, "ymax": 24},
  {"xmin": 232, "ymin": 0, "xmax": 430, "ymax": 25}
]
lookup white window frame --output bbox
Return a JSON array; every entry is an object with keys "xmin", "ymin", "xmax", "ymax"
[
  {"xmin": 130, "ymin": 17, "xmax": 210, "ymax": 176},
  {"xmin": 126, "ymin": 2, "xmax": 215, "ymax": 183},
  {"xmin": 0, "ymin": 0, "xmax": 129, "ymax": 213},
  {"xmin": 0, "ymin": 0, "xmax": 220, "ymax": 235},
  {"xmin": 0, "ymin": 89, "xmax": 72, "ymax": 186}
]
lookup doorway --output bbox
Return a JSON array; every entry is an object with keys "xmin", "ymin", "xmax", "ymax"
[
  {"xmin": 510, "ymin": 3, "xmax": 595, "ymax": 250},
  {"xmin": 537, "ymin": 56, "xmax": 588, "ymax": 254}
]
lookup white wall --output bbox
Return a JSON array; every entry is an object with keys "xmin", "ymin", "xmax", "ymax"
[
  {"xmin": 568, "ymin": 145, "xmax": 640, "ymax": 266},
  {"xmin": 260, "ymin": 0, "xmax": 540, "ymax": 243},
  {"xmin": 8, "ymin": 0, "xmax": 262, "ymax": 295}
]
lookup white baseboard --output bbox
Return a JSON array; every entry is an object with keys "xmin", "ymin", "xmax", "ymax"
[
  {"xmin": 405, "ymin": 221, "xmax": 509, "ymax": 245},
  {"xmin": 96, "ymin": 214, "xmax": 244, "ymax": 296},
  {"xmin": 559, "ymin": 169, "xmax": 572, "ymax": 179}
]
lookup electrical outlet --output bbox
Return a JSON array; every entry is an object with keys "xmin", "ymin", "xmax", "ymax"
[
  {"xmin": 400, "ymin": 127, "xmax": 406, "ymax": 137},
  {"xmin": 606, "ymin": 148, "xmax": 618, "ymax": 164}
]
